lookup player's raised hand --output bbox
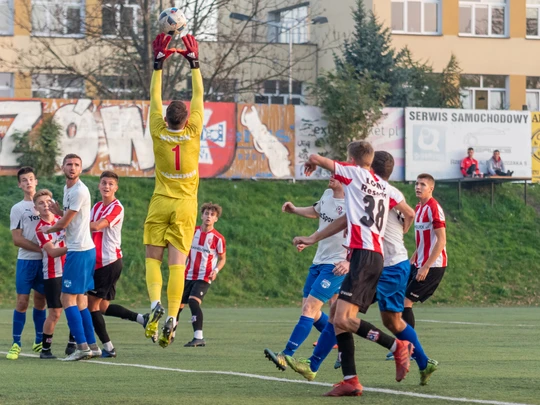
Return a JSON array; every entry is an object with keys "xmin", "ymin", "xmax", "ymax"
[
  {"xmin": 177, "ymin": 34, "xmax": 199, "ymax": 69},
  {"xmin": 49, "ymin": 200, "xmax": 63, "ymax": 217},
  {"xmin": 152, "ymin": 33, "xmax": 178, "ymax": 70},
  {"xmin": 304, "ymin": 162, "xmax": 317, "ymax": 177},
  {"xmin": 333, "ymin": 261, "xmax": 350, "ymax": 276},
  {"xmin": 282, "ymin": 201, "xmax": 296, "ymax": 214}
]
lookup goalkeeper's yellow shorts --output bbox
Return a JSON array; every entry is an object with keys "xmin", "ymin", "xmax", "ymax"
[{"xmin": 143, "ymin": 194, "xmax": 197, "ymax": 255}]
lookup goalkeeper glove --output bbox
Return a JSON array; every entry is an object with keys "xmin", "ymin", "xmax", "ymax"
[
  {"xmin": 152, "ymin": 33, "xmax": 178, "ymax": 70},
  {"xmin": 177, "ymin": 34, "xmax": 200, "ymax": 69}
]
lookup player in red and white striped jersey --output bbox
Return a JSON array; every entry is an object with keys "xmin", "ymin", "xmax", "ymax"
[
  {"xmin": 176, "ymin": 202, "xmax": 226, "ymax": 347},
  {"xmin": 87, "ymin": 171, "xmax": 148, "ymax": 358},
  {"xmin": 404, "ymin": 173, "xmax": 447, "ymax": 329},
  {"xmin": 299, "ymin": 142, "xmax": 414, "ymax": 396},
  {"xmin": 34, "ymin": 189, "xmax": 67, "ymax": 359}
]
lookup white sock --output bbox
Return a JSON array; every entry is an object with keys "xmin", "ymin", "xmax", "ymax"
[
  {"xmin": 103, "ymin": 341, "xmax": 114, "ymax": 351},
  {"xmin": 136, "ymin": 314, "xmax": 144, "ymax": 325},
  {"xmin": 151, "ymin": 301, "xmax": 160, "ymax": 310},
  {"xmin": 344, "ymin": 375, "xmax": 356, "ymax": 380},
  {"xmin": 194, "ymin": 330, "xmax": 203, "ymax": 339},
  {"xmin": 390, "ymin": 341, "xmax": 397, "ymax": 352}
]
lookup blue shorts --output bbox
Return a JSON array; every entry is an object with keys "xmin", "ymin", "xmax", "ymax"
[
  {"xmin": 16, "ymin": 259, "xmax": 44, "ymax": 295},
  {"xmin": 303, "ymin": 263, "xmax": 345, "ymax": 303},
  {"xmin": 62, "ymin": 249, "xmax": 96, "ymax": 294},
  {"xmin": 376, "ymin": 260, "xmax": 411, "ymax": 313}
]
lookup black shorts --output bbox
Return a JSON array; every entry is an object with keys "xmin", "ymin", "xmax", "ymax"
[
  {"xmin": 338, "ymin": 249, "xmax": 384, "ymax": 313},
  {"xmin": 87, "ymin": 259, "xmax": 123, "ymax": 301},
  {"xmin": 405, "ymin": 266, "xmax": 446, "ymax": 303},
  {"xmin": 182, "ymin": 280, "xmax": 211, "ymax": 304},
  {"xmin": 44, "ymin": 277, "xmax": 62, "ymax": 309}
]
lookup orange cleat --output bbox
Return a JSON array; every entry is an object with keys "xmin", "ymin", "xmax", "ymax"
[
  {"xmin": 323, "ymin": 377, "xmax": 363, "ymax": 397},
  {"xmin": 393, "ymin": 339, "xmax": 414, "ymax": 382},
  {"xmin": 312, "ymin": 341, "xmax": 338, "ymax": 349}
]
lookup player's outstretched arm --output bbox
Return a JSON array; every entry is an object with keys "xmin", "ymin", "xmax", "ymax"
[
  {"xmin": 304, "ymin": 154, "xmax": 334, "ymax": 176},
  {"xmin": 178, "ymin": 34, "xmax": 204, "ymax": 134},
  {"xmin": 293, "ymin": 215, "xmax": 347, "ymax": 248},
  {"xmin": 42, "ymin": 241, "xmax": 68, "ymax": 258},
  {"xmin": 282, "ymin": 202, "xmax": 318, "ymax": 218},
  {"xmin": 394, "ymin": 200, "xmax": 415, "ymax": 233},
  {"xmin": 43, "ymin": 210, "xmax": 78, "ymax": 234}
]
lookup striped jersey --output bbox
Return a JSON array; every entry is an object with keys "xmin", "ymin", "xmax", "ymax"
[
  {"xmin": 90, "ymin": 199, "xmax": 124, "ymax": 269},
  {"xmin": 382, "ymin": 185, "xmax": 409, "ymax": 267},
  {"xmin": 35, "ymin": 216, "xmax": 66, "ymax": 280},
  {"xmin": 185, "ymin": 226, "xmax": 226, "ymax": 282},
  {"xmin": 414, "ymin": 197, "xmax": 447, "ymax": 268},
  {"xmin": 334, "ymin": 161, "xmax": 403, "ymax": 254}
]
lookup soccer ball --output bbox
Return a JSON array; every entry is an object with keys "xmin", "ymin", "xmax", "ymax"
[{"xmin": 158, "ymin": 8, "xmax": 187, "ymax": 36}]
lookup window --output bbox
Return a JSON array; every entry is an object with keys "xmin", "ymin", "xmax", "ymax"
[
  {"xmin": 32, "ymin": 0, "xmax": 84, "ymax": 36},
  {"xmin": 186, "ymin": 78, "xmax": 237, "ymax": 102},
  {"xmin": 0, "ymin": 0, "xmax": 13, "ymax": 35},
  {"xmin": 459, "ymin": 0, "xmax": 506, "ymax": 37},
  {"xmin": 527, "ymin": 1, "xmax": 540, "ymax": 37},
  {"xmin": 268, "ymin": 4, "xmax": 309, "ymax": 44},
  {"xmin": 175, "ymin": 0, "xmax": 218, "ymax": 41},
  {"xmin": 526, "ymin": 77, "xmax": 540, "ymax": 111},
  {"xmin": 102, "ymin": 0, "xmax": 140, "ymax": 37},
  {"xmin": 99, "ymin": 75, "xmax": 142, "ymax": 99},
  {"xmin": 255, "ymin": 80, "xmax": 304, "ymax": 105},
  {"xmin": 32, "ymin": 74, "xmax": 85, "ymax": 99},
  {"xmin": 391, "ymin": 0, "xmax": 440, "ymax": 34},
  {"xmin": 0, "ymin": 72, "xmax": 13, "ymax": 97},
  {"xmin": 460, "ymin": 74, "xmax": 507, "ymax": 110}
]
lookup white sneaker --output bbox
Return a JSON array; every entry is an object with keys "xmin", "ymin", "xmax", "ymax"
[{"xmin": 63, "ymin": 348, "xmax": 92, "ymax": 361}]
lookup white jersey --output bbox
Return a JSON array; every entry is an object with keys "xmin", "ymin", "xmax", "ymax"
[
  {"xmin": 10, "ymin": 200, "xmax": 42, "ymax": 260},
  {"xmin": 63, "ymin": 180, "xmax": 95, "ymax": 251},
  {"xmin": 312, "ymin": 189, "xmax": 347, "ymax": 265},
  {"xmin": 382, "ymin": 185, "xmax": 409, "ymax": 267},
  {"xmin": 334, "ymin": 162, "xmax": 403, "ymax": 254},
  {"xmin": 91, "ymin": 199, "xmax": 124, "ymax": 269}
]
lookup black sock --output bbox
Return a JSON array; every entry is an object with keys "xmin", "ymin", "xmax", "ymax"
[
  {"xmin": 336, "ymin": 332, "xmax": 356, "ymax": 377},
  {"xmin": 105, "ymin": 304, "xmax": 138, "ymax": 322},
  {"xmin": 188, "ymin": 299, "xmax": 203, "ymax": 333},
  {"xmin": 91, "ymin": 310, "xmax": 110, "ymax": 344},
  {"xmin": 42, "ymin": 333, "xmax": 53, "ymax": 351},
  {"xmin": 355, "ymin": 320, "xmax": 395, "ymax": 350},
  {"xmin": 402, "ymin": 307, "xmax": 415, "ymax": 328},
  {"xmin": 68, "ymin": 333, "xmax": 76, "ymax": 344}
]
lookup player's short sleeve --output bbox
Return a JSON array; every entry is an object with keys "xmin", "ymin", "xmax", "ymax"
[
  {"xmin": 105, "ymin": 205, "xmax": 123, "ymax": 227},
  {"xmin": 431, "ymin": 202, "xmax": 446, "ymax": 229},
  {"xmin": 35, "ymin": 228, "xmax": 50, "ymax": 248},
  {"xmin": 333, "ymin": 161, "xmax": 354, "ymax": 186},
  {"xmin": 69, "ymin": 188, "xmax": 86, "ymax": 212},
  {"xmin": 217, "ymin": 236, "xmax": 226, "ymax": 255},
  {"xmin": 313, "ymin": 189, "xmax": 331, "ymax": 214},
  {"xmin": 9, "ymin": 205, "xmax": 22, "ymax": 231},
  {"xmin": 388, "ymin": 187, "xmax": 405, "ymax": 210}
]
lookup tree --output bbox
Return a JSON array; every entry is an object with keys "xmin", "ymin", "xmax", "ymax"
[
  {"xmin": 12, "ymin": 117, "xmax": 63, "ymax": 178},
  {"xmin": 313, "ymin": 65, "xmax": 388, "ymax": 159},
  {"xmin": 2, "ymin": 0, "xmax": 338, "ymax": 102}
]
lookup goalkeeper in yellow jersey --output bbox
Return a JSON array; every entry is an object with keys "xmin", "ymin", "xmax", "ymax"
[{"xmin": 144, "ymin": 33, "xmax": 204, "ymax": 348}]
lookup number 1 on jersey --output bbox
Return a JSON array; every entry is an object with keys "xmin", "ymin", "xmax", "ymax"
[{"xmin": 172, "ymin": 145, "xmax": 181, "ymax": 171}]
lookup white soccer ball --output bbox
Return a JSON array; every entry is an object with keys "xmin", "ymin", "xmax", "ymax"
[{"xmin": 158, "ymin": 8, "xmax": 187, "ymax": 36}]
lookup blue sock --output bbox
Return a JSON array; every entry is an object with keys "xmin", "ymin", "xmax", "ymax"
[
  {"xmin": 12, "ymin": 310, "xmax": 26, "ymax": 346},
  {"xmin": 395, "ymin": 324, "xmax": 428, "ymax": 370},
  {"xmin": 80, "ymin": 308, "xmax": 97, "ymax": 345},
  {"xmin": 64, "ymin": 306, "xmax": 86, "ymax": 345},
  {"xmin": 309, "ymin": 322, "xmax": 336, "ymax": 372},
  {"xmin": 33, "ymin": 307, "xmax": 46, "ymax": 345},
  {"xmin": 313, "ymin": 312, "xmax": 328, "ymax": 333},
  {"xmin": 283, "ymin": 316, "xmax": 314, "ymax": 356}
]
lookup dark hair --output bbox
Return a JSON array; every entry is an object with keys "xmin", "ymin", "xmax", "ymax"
[
  {"xmin": 347, "ymin": 141, "xmax": 374, "ymax": 166},
  {"xmin": 100, "ymin": 171, "xmax": 119, "ymax": 182},
  {"xmin": 166, "ymin": 101, "xmax": 188, "ymax": 128},
  {"xmin": 371, "ymin": 151, "xmax": 395, "ymax": 180},
  {"xmin": 201, "ymin": 202, "xmax": 222, "ymax": 218},
  {"xmin": 493, "ymin": 149, "xmax": 500, "ymax": 153},
  {"xmin": 417, "ymin": 173, "xmax": 435, "ymax": 185},
  {"xmin": 63, "ymin": 153, "xmax": 82, "ymax": 165},
  {"xmin": 17, "ymin": 166, "xmax": 35, "ymax": 182},
  {"xmin": 468, "ymin": 147, "xmax": 474, "ymax": 151}
]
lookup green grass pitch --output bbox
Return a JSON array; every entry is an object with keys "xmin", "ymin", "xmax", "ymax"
[{"xmin": 0, "ymin": 306, "xmax": 538, "ymax": 405}]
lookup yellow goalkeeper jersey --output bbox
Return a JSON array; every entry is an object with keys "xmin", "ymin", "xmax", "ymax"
[{"xmin": 149, "ymin": 69, "xmax": 204, "ymax": 200}]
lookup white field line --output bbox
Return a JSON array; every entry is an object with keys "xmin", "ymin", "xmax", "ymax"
[{"xmin": 1, "ymin": 352, "xmax": 534, "ymax": 405}]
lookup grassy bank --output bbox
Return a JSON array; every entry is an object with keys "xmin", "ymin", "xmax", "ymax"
[{"xmin": 0, "ymin": 176, "xmax": 539, "ymax": 307}]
